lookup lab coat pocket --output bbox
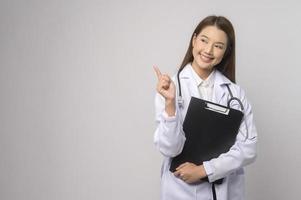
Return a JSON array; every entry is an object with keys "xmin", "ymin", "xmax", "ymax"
[{"xmin": 162, "ymin": 170, "xmax": 192, "ymax": 200}]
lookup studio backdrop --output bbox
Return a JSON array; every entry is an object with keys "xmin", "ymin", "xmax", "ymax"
[{"xmin": 1, "ymin": 0, "xmax": 301, "ymax": 200}]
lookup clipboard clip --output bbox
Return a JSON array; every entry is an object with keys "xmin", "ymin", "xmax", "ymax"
[{"xmin": 204, "ymin": 102, "xmax": 230, "ymax": 115}]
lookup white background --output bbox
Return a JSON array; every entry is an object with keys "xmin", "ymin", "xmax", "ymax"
[{"xmin": 1, "ymin": 0, "xmax": 301, "ymax": 199}]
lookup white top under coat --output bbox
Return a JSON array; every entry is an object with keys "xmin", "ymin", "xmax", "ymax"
[{"xmin": 190, "ymin": 66, "xmax": 215, "ymax": 101}]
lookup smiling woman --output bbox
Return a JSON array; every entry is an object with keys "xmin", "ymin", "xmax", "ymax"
[{"xmin": 153, "ymin": 15, "xmax": 257, "ymax": 200}]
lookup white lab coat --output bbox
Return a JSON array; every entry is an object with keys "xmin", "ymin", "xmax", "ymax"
[{"xmin": 154, "ymin": 63, "xmax": 257, "ymax": 200}]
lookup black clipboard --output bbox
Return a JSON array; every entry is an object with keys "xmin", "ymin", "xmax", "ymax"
[{"xmin": 169, "ymin": 96, "xmax": 244, "ymax": 172}]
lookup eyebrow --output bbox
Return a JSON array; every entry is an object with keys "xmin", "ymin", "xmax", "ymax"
[{"xmin": 200, "ymin": 35, "xmax": 226, "ymax": 45}]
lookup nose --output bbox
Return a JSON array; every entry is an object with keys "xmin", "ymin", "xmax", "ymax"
[{"xmin": 204, "ymin": 44, "xmax": 214, "ymax": 55}]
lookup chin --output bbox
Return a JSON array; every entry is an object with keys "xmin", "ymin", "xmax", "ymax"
[{"xmin": 196, "ymin": 62, "xmax": 214, "ymax": 71}]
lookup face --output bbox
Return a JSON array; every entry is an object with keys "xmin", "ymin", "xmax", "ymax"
[{"xmin": 191, "ymin": 25, "xmax": 228, "ymax": 78}]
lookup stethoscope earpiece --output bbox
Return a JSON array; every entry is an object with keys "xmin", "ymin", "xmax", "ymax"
[{"xmin": 178, "ymin": 97, "xmax": 184, "ymax": 108}]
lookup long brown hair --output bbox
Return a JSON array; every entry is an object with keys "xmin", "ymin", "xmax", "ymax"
[{"xmin": 179, "ymin": 15, "xmax": 236, "ymax": 83}]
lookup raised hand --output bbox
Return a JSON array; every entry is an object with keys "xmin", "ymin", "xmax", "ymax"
[{"xmin": 153, "ymin": 66, "xmax": 176, "ymax": 101}]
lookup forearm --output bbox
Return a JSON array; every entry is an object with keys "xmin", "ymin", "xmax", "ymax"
[
  {"xmin": 204, "ymin": 136, "xmax": 257, "ymax": 182},
  {"xmin": 154, "ymin": 112, "xmax": 186, "ymax": 157},
  {"xmin": 154, "ymin": 93, "xmax": 186, "ymax": 157}
]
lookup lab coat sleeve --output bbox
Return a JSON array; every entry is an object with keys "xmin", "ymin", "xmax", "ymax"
[
  {"xmin": 203, "ymin": 87, "xmax": 258, "ymax": 182},
  {"xmin": 153, "ymin": 93, "xmax": 186, "ymax": 158}
]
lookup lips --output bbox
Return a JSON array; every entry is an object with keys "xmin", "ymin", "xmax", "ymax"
[{"xmin": 200, "ymin": 53, "xmax": 214, "ymax": 63}]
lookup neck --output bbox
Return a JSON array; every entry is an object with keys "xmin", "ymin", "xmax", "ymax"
[{"xmin": 191, "ymin": 61, "xmax": 213, "ymax": 80}]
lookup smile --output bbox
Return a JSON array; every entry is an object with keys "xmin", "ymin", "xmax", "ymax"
[{"xmin": 200, "ymin": 53, "xmax": 214, "ymax": 63}]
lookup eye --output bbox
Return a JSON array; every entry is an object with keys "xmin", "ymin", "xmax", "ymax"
[
  {"xmin": 200, "ymin": 38, "xmax": 208, "ymax": 43},
  {"xmin": 215, "ymin": 44, "xmax": 224, "ymax": 50}
]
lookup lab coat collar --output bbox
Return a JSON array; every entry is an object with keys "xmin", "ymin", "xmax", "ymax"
[
  {"xmin": 213, "ymin": 70, "xmax": 231, "ymax": 103},
  {"xmin": 179, "ymin": 63, "xmax": 232, "ymax": 103},
  {"xmin": 190, "ymin": 65, "xmax": 216, "ymax": 88}
]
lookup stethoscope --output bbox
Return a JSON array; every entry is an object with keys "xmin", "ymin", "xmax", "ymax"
[{"xmin": 176, "ymin": 68, "xmax": 250, "ymax": 141}]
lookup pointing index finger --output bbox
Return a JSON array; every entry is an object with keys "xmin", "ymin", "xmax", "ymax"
[{"xmin": 153, "ymin": 66, "xmax": 162, "ymax": 79}]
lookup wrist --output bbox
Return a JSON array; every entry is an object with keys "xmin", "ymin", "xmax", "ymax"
[
  {"xmin": 165, "ymin": 98, "xmax": 175, "ymax": 104},
  {"xmin": 165, "ymin": 99, "xmax": 176, "ymax": 116},
  {"xmin": 197, "ymin": 165, "xmax": 207, "ymax": 179}
]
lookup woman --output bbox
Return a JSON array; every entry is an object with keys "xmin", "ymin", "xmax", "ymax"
[{"xmin": 153, "ymin": 15, "xmax": 257, "ymax": 200}]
